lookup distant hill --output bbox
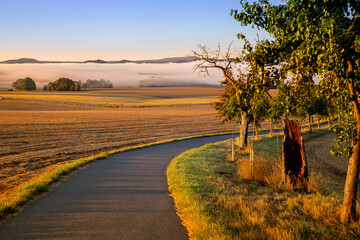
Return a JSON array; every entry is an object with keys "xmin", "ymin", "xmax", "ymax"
[
  {"xmin": 83, "ymin": 59, "xmax": 108, "ymax": 64},
  {"xmin": 132, "ymin": 57, "xmax": 197, "ymax": 64},
  {"xmin": 1, "ymin": 57, "xmax": 197, "ymax": 64},
  {"xmin": 2, "ymin": 58, "xmax": 42, "ymax": 64}
]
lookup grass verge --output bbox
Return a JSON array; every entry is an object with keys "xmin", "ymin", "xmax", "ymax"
[
  {"xmin": 0, "ymin": 131, "xmax": 237, "ymax": 223},
  {"xmin": 167, "ymin": 130, "xmax": 360, "ymax": 240}
]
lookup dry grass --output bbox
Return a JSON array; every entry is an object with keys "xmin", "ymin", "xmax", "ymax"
[
  {"xmin": 0, "ymin": 100, "xmax": 232, "ymax": 200},
  {"xmin": 237, "ymin": 154, "xmax": 325, "ymax": 195},
  {"xmin": 167, "ymin": 132, "xmax": 360, "ymax": 240},
  {"xmin": 237, "ymin": 155, "xmax": 283, "ymax": 187}
]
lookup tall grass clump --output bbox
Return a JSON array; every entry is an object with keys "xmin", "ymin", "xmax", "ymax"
[
  {"xmin": 237, "ymin": 154, "xmax": 324, "ymax": 194},
  {"xmin": 237, "ymin": 155, "xmax": 283, "ymax": 188},
  {"xmin": 168, "ymin": 132, "xmax": 360, "ymax": 240}
]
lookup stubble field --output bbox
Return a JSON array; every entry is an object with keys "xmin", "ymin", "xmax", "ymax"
[
  {"xmin": 0, "ymin": 97, "xmax": 232, "ymax": 198},
  {"xmin": 0, "ymin": 86, "xmax": 224, "ymax": 106}
]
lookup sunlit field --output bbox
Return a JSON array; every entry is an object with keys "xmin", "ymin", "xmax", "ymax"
[
  {"xmin": 0, "ymin": 86, "xmax": 224, "ymax": 106},
  {"xmin": 0, "ymin": 99, "xmax": 232, "ymax": 201}
]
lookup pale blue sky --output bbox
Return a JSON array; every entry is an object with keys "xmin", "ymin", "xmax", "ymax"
[{"xmin": 0, "ymin": 0, "xmax": 283, "ymax": 61}]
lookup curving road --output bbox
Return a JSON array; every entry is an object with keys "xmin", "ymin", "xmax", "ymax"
[{"xmin": 0, "ymin": 134, "xmax": 234, "ymax": 240}]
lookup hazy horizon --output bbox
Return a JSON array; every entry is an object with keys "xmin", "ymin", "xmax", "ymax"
[{"xmin": 0, "ymin": 62, "xmax": 224, "ymax": 88}]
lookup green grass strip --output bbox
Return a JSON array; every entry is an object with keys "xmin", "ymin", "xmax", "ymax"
[{"xmin": 167, "ymin": 129, "xmax": 360, "ymax": 240}]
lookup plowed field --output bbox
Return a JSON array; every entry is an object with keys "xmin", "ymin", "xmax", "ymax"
[{"xmin": 0, "ymin": 100, "xmax": 232, "ymax": 196}]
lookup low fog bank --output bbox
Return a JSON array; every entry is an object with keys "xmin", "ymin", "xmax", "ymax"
[{"xmin": 0, "ymin": 62, "xmax": 223, "ymax": 89}]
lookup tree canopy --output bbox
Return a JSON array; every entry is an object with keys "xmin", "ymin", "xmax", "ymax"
[
  {"xmin": 12, "ymin": 77, "xmax": 36, "ymax": 91},
  {"xmin": 232, "ymin": 0, "xmax": 360, "ymax": 223},
  {"xmin": 44, "ymin": 78, "xmax": 81, "ymax": 91}
]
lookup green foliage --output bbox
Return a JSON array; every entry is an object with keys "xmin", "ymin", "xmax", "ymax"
[
  {"xmin": 212, "ymin": 86, "xmax": 241, "ymax": 124},
  {"xmin": 249, "ymin": 91, "xmax": 270, "ymax": 128},
  {"xmin": 232, "ymin": 0, "xmax": 360, "ymax": 223},
  {"xmin": 233, "ymin": 0, "xmax": 359, "ymax": 157},
  {"xmin": 331, "ymin": 115, "xmax": 355, "ymax": 157},
  {"xmin": 44, "ymin": 78, "xmax": 81, "ymax": 91},
  {"xmin": 12, "ymin": 77, "xmax": 36, "ymax": 91}
]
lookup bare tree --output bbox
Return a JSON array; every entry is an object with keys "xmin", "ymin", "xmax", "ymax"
[{"xmin": 193, "ymin": 40, "xmax": 275, "ymax": 150}]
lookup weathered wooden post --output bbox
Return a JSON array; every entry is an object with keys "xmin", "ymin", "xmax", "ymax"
[
  {"xmin": 232, "ymin": 123, "xmax": 235, "ymax": 161},
  {"xmin": 282, "ymin": 118, "xmax": 309, "ymax": 191}
]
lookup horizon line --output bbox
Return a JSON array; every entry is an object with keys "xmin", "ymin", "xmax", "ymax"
[{"xmin": 0, "ymin": 56, "xmax": 197, "ymax": 62}]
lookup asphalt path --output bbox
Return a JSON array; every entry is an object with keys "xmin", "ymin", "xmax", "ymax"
[{"xmin": 0, "ymin": 134, "xmax": 235, "ymax": 240}]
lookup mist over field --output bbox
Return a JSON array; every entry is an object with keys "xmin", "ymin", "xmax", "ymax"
[{"xmin": 0, "ymin": 62, "xmax": 224, "ymax": 88}]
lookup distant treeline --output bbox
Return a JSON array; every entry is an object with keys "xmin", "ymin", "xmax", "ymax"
[
  {"xmin": 11, "ymin": 77, "xmax": 113, "ymax": 91},
  {"xmin": 81, "ymin": 79, "xmax": 113, "ymax": 88}
]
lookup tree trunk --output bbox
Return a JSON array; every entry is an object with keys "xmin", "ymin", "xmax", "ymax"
[
  {"xmin": 282, "ymin": 117, "xmax": 308, "ymax": 190},
  {"xmin": 308, "ymin": 115, "xmax": 312, "ymax": 132},
  {"xmin": 255, "ymin": 124, "xmax": 259, "ymax": 140},
  {"xmin": 238, "ymin": 110, "xmax": 250, "ymax": 150},
  {"xmin": 270, "ymin": 121, "xmax": 273, "ymax": 135},
  {"xmin": 317, "ymin": 117, "xmax": 320, "ymax": 129},
  {"xmin": 341, "ymin": 59, "xmax": 360, "ymax": 223}
]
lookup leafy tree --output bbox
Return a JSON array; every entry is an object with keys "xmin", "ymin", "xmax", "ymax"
[
  {"xmin": 44, "ymin": 78, "xmax": 80, "ymax": 91},
  {"xmin": 12, "ymin": 77, "xmax": 36, "ymax": 91},
  {"xmin": 249, "ymin": 91, "xmax": 270, "ymax": 139},
  {"xmin": 294, "ymin": 79, "xmax": 319, "ymax": 132},
  {"xmin": 313, "ymin": 88, "xmax": 330, "ymax": 129},
  {"xmin": 213, "ymin": 85, "xmax": 242, "ymax": 124},
  {"xmin": 213, "ymin": 85, "xmax": 251, "ymax": 149},
  {"xmin": 232, "ymin": 0, "xmax": 360, "ymax": 223}
]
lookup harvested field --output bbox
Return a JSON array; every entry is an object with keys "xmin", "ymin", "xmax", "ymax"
[
  {"xmin": 0, "ymin": 100, "xmax": 232, "ymax": 197},
  {"xmin": 0, "ymin": 86, "xmax": 225, "ymax": 106}
]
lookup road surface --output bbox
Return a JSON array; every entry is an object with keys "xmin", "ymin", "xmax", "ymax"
[{"xmin": 0, "ymin": 135, "xmax": 234, "ymax": 240}]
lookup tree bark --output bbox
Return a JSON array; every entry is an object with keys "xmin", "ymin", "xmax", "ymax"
[
  {"xmin": 255, "ymin": 124, "xmax": 259, "ymax": 140},
  {"xmin": 308, "ymin": 115, "xmax": 312, "ymax": 132},
  {"xmin": 238, "ymin": 110, "xmax": 250, "ymax": 150},
  {"xmin": 282, "ymin": 117, "xmax": 308, "ymax": 190},
  {"xmin": 341, "ymin": 59, "xmax": 360, "ymax": 223},
  {"xmin": 270, "ymin": 121, "xmax": 273, "ymax": 135}
]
